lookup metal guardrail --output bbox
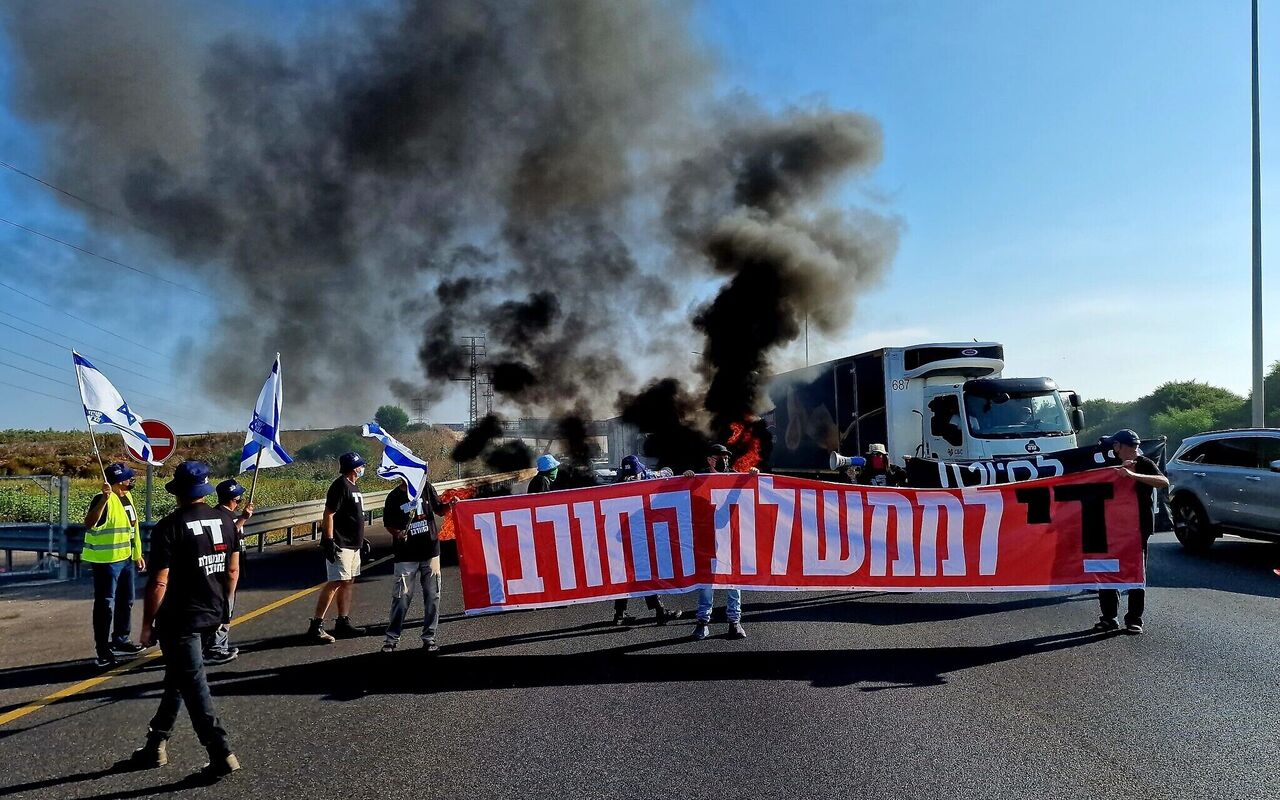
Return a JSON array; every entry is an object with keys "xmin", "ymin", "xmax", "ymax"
[{"xmin": 0, "ymin": 468, "xmax": 536, "ymax": 581}]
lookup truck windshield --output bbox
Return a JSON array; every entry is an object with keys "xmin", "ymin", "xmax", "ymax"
[{"xmin": 963, "ymin": 390, "xmax": 1072, "ymax": 439}]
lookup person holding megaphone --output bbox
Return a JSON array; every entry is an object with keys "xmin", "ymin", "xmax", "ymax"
[{"xmin": 834, "ymin": 443, "xmax": 906, "ymax": 487}]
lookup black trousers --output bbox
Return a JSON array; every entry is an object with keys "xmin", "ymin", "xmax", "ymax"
[
  {"xmin": 148, "ymin": 630, "xmax": 230, "ymax": 755},
  {"xmin": 614, "ymin": 596, "xmax": 665, "ymax": 615},
  {"xmin": 1098, "ymin": 534, "xmax": 1150, "ymax": 625}
]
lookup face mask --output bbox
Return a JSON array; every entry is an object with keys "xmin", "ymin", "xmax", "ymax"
[{"xmin": 355, "ymin": 467, "xmax": 366, "ymax": 479}]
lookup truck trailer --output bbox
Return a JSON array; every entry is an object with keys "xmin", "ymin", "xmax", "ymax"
[{"xmin": 764, "ymin": 342, "xmax": 1084, "ymax": 476}]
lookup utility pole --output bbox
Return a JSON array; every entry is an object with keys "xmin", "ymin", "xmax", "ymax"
[
  {"xmin": 451, "ymin": 336, "xmax": 488, "ymax": 430},
  {"xmin": 1251, "ymin": 0, "xmax": 1265, "ymax": 426},
  {"xmin": 410, "ymin": 397, "xmax": 429, "ymax": 425}
]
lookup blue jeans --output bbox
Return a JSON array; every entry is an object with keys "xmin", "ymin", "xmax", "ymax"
[
  {"xmin": 149, "ymin": 631, "xmax": 231, "ymax": 756},
  {"xmin": 90, "ymin": 560, "xmax": 135, "ymax": 655},
  {"xmin": 696, "ymin": 586, "xmax": 742, "ymax": 623},
  {"xmin": 385, "ymin": 558, "xmax": 441, "ymax": 644}
]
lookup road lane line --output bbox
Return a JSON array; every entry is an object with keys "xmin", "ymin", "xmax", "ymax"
[{"xmin": 0, "ymin": 554, "xmax": 393, "ymax": 729}]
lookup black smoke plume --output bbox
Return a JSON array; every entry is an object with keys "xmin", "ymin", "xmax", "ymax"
[
  {"xmin": 449, "ymin": 414, "xmax": 504, "ymax": 463},
  {"xmin": 3, "ymin": 1, "xmax": 896, "ymax": 439},
  {"xmin": 483, "ymin": 440, "xmax": 533, "ymax": 473}
]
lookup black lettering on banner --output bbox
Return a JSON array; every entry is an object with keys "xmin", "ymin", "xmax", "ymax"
[
  {"xmin": 1014, "ymin": 487, "xmax": 1052, "ymax": 524},
  {"xmin": 1052, "ymin": 483, "xmax": 1114, "ymax": 553}
]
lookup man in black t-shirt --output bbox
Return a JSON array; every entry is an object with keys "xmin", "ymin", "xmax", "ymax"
[
  {"xmin": 380, "ymin": 477, "xmax": 454, "ymax": 653},
  {"xmin": 129, "ymin": 461, "xmax": 240, "ymax": 779},
  {"xmin": 203, "ymin": 479, "xmax": 254, "ymax": 665},
  {"xmin": 1093, "ymin": 429, "xmax": 1169, "ymax": 635},
  {"xmin": 307, "ymin": 452, "xmax": 367, "ymax": 643}
]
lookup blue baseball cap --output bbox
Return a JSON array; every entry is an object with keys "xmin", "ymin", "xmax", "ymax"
[
  {"xmin": 619, "ymin": 454, "xmax": 644, "ymax": 476},
  {"xmin": 1106, "ymin": 429, "xmax": 1141, "ymax": 447},
  {"xmin": 216, "ymin": 479, "xmax": 246, "ymax": 504},
  {"xmin": 339, "ymin": 451, "xmax": 366, "ymax": 472},
  {"xmin": 104, "ymin": 463, "xmax": 135, "ymax": 485},
  {"xmin": 536, "ymin": 454, "xmax": 560, "ymax": 473},
  {"xmin": 164, "ymin": 460, "xmax": 215, "ymax": 499}
]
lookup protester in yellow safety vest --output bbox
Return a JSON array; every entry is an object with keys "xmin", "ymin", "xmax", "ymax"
[{"xmin": 82, "ymin": 462, "xmax": 147, "ymax": 667}]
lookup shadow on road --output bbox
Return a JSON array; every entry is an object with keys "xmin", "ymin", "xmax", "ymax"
[{"xmin": 0, "ymin": 757, "xmax": 225, "ymax": 799}]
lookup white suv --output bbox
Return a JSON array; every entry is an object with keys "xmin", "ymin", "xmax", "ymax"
[{"xmin": 1166, "ymin": 428, "xmax": 1280, "ymax": 551}]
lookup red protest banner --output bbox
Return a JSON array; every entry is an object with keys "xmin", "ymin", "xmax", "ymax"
[{"xmin": 453, "ymin": 469, "xmax": 1145, "ymax": 614}]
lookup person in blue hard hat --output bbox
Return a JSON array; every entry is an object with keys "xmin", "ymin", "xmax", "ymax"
[
  {"xmin": 202, "ymin": 479, "xmax": 254, "ymax": 666},
  {"xmin": 610, "ymin": 455, "xmax": 684, "ymax": 626},
  {"xmin": 1092, "ymin": 429, "xmax": 1169, "ymax": 635},
  {"xmin": 129, "ymin": 461, "xmax": 240, "ymax": 778},
  {"xmin": 528, "ymin": 454, "xmax": 560, "ymax": 494},
  {"xmin": 82, "ymin": 462, "xmax": 146, "ymax": 667},
  {"xmin": 307, "ymin": 451, "xmax": 368, "ymax": 643}
]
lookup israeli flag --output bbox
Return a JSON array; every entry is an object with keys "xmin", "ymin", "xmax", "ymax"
[
  {"xmin": 240, "ymin": 354, "xmax": 293, "ymax": 473},
  {"xmin": 361, "ymin": 422, "xmax": 429, "ymax": 510},
  {"xmin": 72, "ymin": 351, "xmax": 159, "ymax": 465}
]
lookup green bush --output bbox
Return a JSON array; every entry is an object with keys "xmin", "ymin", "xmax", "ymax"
[
  {"xmin": 374, "ymin": 404, "xmax": 410, "ymax": 434},
  {"xmin": 295, "ymin": 429, "xmax": 370, "ymax": 464}
]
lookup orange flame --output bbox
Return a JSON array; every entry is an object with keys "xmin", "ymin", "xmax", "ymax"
[
  {"xmin": 437, "ymin": 486, "xmax": 477, "ymax": 541},
  {"xmin": 727, "ymin": 418, "xmax": 763, "ymax": 473}
]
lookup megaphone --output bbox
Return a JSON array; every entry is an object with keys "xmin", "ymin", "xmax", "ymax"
[{"xmin": 830, "ymin": 452, "xmax": 866, "ymax": 470}]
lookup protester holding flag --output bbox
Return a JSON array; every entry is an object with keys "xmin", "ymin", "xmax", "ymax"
[
  {"xmin": 307, "ymin": 452, "xmax": 367, "ymax": 643},
  {"xmin": 380, "ymin": 477, "xmax": 453, "ymax": 653},
  {"xmin": 82, "ymin": 462, "xmax": 146, "ymax": 667},
  {"xmin": 357, "ymin": 422, "xmax": 454, "ymax": 652},
  {"xmin": 203, "ymin": 479, "xmax": 254, "ymax": 666}
]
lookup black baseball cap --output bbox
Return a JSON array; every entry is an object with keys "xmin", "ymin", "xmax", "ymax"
[
  {"xmin": 1106, "ymin": 429, "xmax": 1141, "ymax": 447},
  {"xmin": 708, "ymin": 443, "xmax": 731, "ymax": 456}
]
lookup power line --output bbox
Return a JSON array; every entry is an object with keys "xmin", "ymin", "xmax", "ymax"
[
  {"xmin": 0, "ymin": 357, "xmax": 76, "ymax": 389},
  {"xmin": 0, "ymin": 277, "xmax": 166, "ymax": 357},
  {"xmin": 0, "ymin": 216, "xmax": 209, "ymax": 298},
  {"xmin": 0, "ymin": 304, "xmax": 163, "ymax": 373},
  {"xmin": 0, "ymin": 159, "xmax": 165, "ymax": 240},
  {"xmin": 0, "ymin": 378, "xmax": 81, "ymax": 408},
  {"xmin": 0, "ymin": 314, "xmax": 177, "ymax": 396}
]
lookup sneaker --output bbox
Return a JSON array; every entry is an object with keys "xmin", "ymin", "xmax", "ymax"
[
  {"xmin": 1124, "ymin": 622, "xmax": 1144, "ymax": 635},
  {"xmin": 1092, "ymin": 618, "xmax": 1120, "ymax": 632},
  {"xmin": 95, "ymin": 653, "xmax": 117, "ymax": 668},
  {"xmin": 333, "ymin": 617, "xmax": 364, "ymax": 639},
  {"xmin": 422, "ymin": 640, "xmax": 441, "ymax": 653},
  {"xmin": 128, "ymin": 738, "xmax": 168, "ymax": 768},
  {"xmin": 692, "ymin": 621, "xmax": 711, "ymax": 641},
  {"xmin": 306, "ymin": 619, "xmax": 336, "ymax": 645},
  {"xmin": 381, "ymin": 641, "xmax": 397, "ymax": 654},
  {"xmin": 203, "ymin": 648, "xmax": 239, "ymax": 666},
  {"xmin": 612, "ymin": 614, "xmax": 637, "ymax": 627},
  {"xmin": 655, "ymin": 609, "xmax": 684, "ymax": 626},
  {"xmin": 111, "ymin": 641, "xmax": 145, "ymax": 655},
  {"xmin": 727, "ymin": 622, "xmax": 747, "ymax": 640},
  {"xmin": 199, "ymin": 752, "xmax": 241, "ymax": 779}
]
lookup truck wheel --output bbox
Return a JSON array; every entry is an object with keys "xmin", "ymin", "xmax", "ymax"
[{"xmin": 1172, "ymin": 497, "xmax": 1216, "ymax": 553}]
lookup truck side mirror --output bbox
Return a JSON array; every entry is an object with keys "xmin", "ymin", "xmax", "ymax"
[
  {"xmin": 1271, "ymin": 459, "xmax": 1280, "ymax": 473},
  {"xmin": 1070, "ymin": 408, "xmax": 1085, "ymax": 432}
]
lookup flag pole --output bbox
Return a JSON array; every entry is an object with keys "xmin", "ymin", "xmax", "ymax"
[
  {"xmin": 247, "ymin": 448, "xmax": 263, "ymax": 505},
  {"xmin": 73, "ymin": 352, "xmax": 109, "ymax": 484}
]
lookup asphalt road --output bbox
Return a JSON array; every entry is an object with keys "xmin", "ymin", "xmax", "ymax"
[{"xmin": 1, "ymin": 526, "xmax": 1277, "ymax": 800}]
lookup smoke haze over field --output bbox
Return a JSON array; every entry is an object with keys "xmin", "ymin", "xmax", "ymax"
[{"xmin": 2, "ymin": 0, "xmax": 897, "ymax": 439}]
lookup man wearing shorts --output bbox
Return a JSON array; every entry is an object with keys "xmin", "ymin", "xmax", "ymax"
[{"xmin": 306, "ymin": 451, "xmax": 367, "ymax": 643}]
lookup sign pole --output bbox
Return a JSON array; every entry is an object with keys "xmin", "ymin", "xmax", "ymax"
[{"xmin": 145, "ymin": 463, "xmax": 153, "ymax": 524}]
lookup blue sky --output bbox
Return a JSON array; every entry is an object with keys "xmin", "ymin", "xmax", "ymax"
[{"xmin": 0, "ymin": 0, "xmax": 1275, "ymax": 432}]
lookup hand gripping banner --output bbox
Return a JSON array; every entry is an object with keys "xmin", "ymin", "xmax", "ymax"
[{"xmin": 453, "ymin": 469, "xmax": 1145, "ymax": 614}]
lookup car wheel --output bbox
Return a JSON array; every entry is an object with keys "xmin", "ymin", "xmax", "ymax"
[{"xmin": 1172, "ymin": 497, "xmax": 1216, "ymax": 553}]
